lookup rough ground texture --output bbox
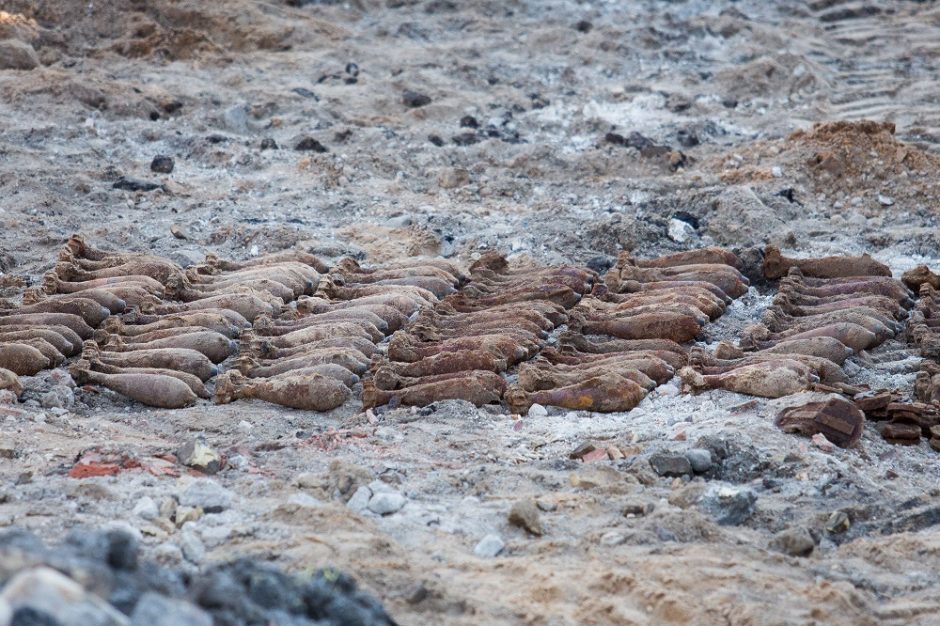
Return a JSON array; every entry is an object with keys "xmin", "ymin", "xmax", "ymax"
[{"xmin": 2, "ymin": 1, "xmax": 940, "ymax": 625}]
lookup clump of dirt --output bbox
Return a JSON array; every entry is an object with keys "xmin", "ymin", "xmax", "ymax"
[
  {"xmin": 2, "ymin": 0, "xmax": 310, "ymax": 62},
  {"xmin": 713, "ymin": 120, "xmax": 940, "ymax": 212}
]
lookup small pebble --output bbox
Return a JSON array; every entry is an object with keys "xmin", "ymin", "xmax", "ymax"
[
  {"xmin": 527, "ymin": 403, "xmax": 548, "ymax": 418},
  {"xmin": 402, "ymin": 90, "xmax": 431, "ymax": 108},
  {"xmin": 474, "ymin": 534, "xmax": 505, "ymax": 558},
  {"xmin": 367, "ymin": 491, "xmax": 406, "ymax": 515},
  {"xmin": 295, "ymin": 137, "xmax": 328, "ymax": 152},
  {"xmin": 150, "ymin": 155, "xmax": 175, "ymax": 173}
]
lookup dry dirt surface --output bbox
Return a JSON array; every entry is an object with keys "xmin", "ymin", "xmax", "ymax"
[{"xmin": 2, "ymin": 1, "xmax": 940, "ymax": 625}]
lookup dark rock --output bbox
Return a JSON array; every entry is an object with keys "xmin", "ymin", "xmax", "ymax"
[
  {"xmin": 291, "ymin": 87, "xmax": 318, "ymax": 99},
  {"xmin": 402, "ymin": 90, "xmax": 431, "ymax": 108},
  {"xmin": 112, "ymin": 178, "xmax": 161, "ymax": 192},
  {"xmin": 735, "ymin": 246, "xmax": 766, "ymax": 286},
  {"xmin": 776, "ymin": 188, "xmax": 797, "ymax": 203},
  {"xmin": 260, "ymin": 137, "xmax": 278, "ymax": 150},
  {"xmin": 884, "ymin": 505, "xmax": 940, "ymax": 534},
  {"xmin": 676, "ymin": 129, "xmax": 699, "ymax": 147},
  {"xmin": 604, "ymin": 132, "xmax": 626, "ymax": 146},
  {"xmin": 294, "ymin": 137, "xmax": 328, "ymax": 152},
  {"xmin": 0, "ymin": 529, "xmax": 395, "ymax": 626},
  {"xmin": 574, "ymin": 20, "xmax": 593, "ymax": 33},
  {"xmin": 586, "ymin": 255, "xmax": 614, "ymax": 274},
  {"xmin": 345, "ymin": 63, "xmax": 359, "ymax": 77},
  {"xmin": 648, "ymin": 453, "xmax": 692, "ymax": 477},
  {"xmin": 427, "ymin": 134, "xmax": 444, "ymax": 146},
  {"xmin": 459, "ymin": 115, "xmax": 479, "ymax": 128},
  {"xmin": 722, "ymin": 97, "xmax": 738, "ymax": 109},
  {"xmin": 452, "ymin": 132, "xmax": 480, "ymax": 146},
  {"xmin": 150, "ymin": 156, "xmax": 174, "ymax": 174},
  {"xmin": 626, "ymin": 131, "xmax": 653, "ymax": 151}
]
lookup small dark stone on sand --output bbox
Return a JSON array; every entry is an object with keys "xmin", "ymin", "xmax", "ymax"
[
  {"xmin": 574, "ymin": 20, "xmax": 593, "ymax": 33},
  {"xmin": 345, "ymin": 62, "xmax": 359, "ymax": 77},
  {"xmin": 722, "ymin": 97, "xmax": 738, "ymax": 109},
  {"xmin": 161, "ymin": 99, "xmax": 183, "ymax": 114},
  {"xmin": 260, "ymin": 137, "xmax": 278, "ymax": 150},
  {"xmin": 150, "ymin": 155, "xmax": 175, "ymax": 174},
  {"xmin": 604, "ymin": 132, "xmax": 626, "ymax": 146},
  {"xmin": 402, "ymin": 90, "xmax": 431, "ymax": 108},
  {"xmin": 460, "ymin": 115, "xmax": 479, "ymax": 128},
  {"xmin": 427, "ymin": 134, "xmax": 444, "ymax": 146},
  {"xmin": 626, "ymin": 131, "xmax": 653, "ymax": 150},
  {"xmin": 528, "ymin": 93, "xmax": 549, "ymax": 109},
  {"xmin": 295, "ymin": 137, "xmax": 328, "ymax": 153},
  {"xmin": 776, "ymin": 188, "xmax": 797, "ymax": 203},
  {"xmin": 291, "ymin": 87, "xmax": 318, "ymax": 100},
  {"xmin": 113, "ymin": 177, "xmax": 161, "ymax": 192},
  {"xmin": 676, "ymin": 129, "xmax": 700, "ymax": 147},
  {"xmin": 149, "ymin": 111, "xmax": 161, "ymax": 121},
  {"xmin": 452, "ymin": 132, "xmax": 480, "ymax": 146}
]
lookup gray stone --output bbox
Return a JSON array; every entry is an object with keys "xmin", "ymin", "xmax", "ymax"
[
  {"xmin": 367, "ymin": 491, "xmax": 405, "ymax": 515},
  {"xmin": 473, "ymin": 534, "xmax": 505, "ymax": 558},
  {"xmin": 0, "ymin": 566, "xmax": 129, "ymax": 626},
  {"xmin": 346, "ymin": 486, "xmax": 372, "ymax": 513},
  {"xmin": 130, "ymin": 592, "xmax": 212, "ymax": 626},
  {"xmin": 0, "ymin": 39, "xmax": 39, "ymax": 70},
  {"xmin": 132, "ymin": 496, "xmax": 159, "ymax": 520},
  {"xmin": 685, "ymin": 448, "xmax": 713, "ymax": 474},
  {"xmin": 179, "ymin": 530, "xmax": 206, "ymax": 563},
  {"xmin": 40, "ymin": 385, "xmax": 74, "ymax": 409},
  {"xmin": 179, "ymin": 478, "xmax": 232, "ymax": 513},
  {"xmin": 527, "ymin": 403, "xmax": 548, "ymax": 418},
  {"xmin": 699, "ymin": 485, "xmax": 757, "ymax": 526},
  {"xmin": 649, "ymin": 453, "xmax": 692, "ymax": 477},
  {"xmin": 768, "ymin": 527, "xmax": 815, "ymax": 557},
  {"xmin": 508, "ymin": 499, "xmax": 543, "ymax": 536}
]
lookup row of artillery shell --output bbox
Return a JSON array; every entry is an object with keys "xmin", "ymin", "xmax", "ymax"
[
  {"xmin": 32, "ymin": 235, "xmax": 325, "ymax": 408},
  {"xmin": 214, "ymin": 257, "xmax": 466, "ymax": 411},
  {"xmin": 509, "ymin": 248, "xmax": 748, "ymax": 412}
]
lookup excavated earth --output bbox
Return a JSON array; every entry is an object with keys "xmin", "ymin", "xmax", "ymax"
[{"xmin": 2, "ymin": 1, "xmax": 940, "ymax": 624}]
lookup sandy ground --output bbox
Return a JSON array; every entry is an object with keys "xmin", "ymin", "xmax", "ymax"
[{"xmin": 2, "ymin": 1, "xmax": 940, "ymax": 624}]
